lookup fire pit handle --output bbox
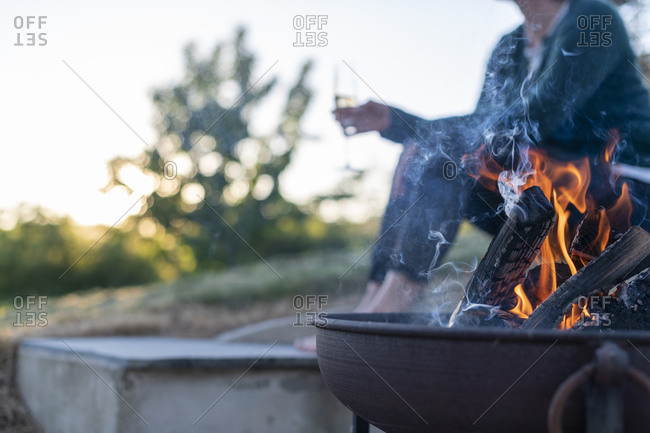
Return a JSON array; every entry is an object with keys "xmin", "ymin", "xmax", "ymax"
[
  {"xmin": 547, "ymin": 362, "xmax": 595, "ymax": 433},
  {"xmin": 548, "ymin": 343, "xmax": 650, "ymax": 433}
]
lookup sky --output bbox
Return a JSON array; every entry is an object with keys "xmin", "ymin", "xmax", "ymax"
[{"xmin": 2, "ymin": 0, "xmax": 647, "ymax": 227}]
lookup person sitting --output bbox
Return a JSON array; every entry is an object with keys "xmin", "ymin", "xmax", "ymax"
[{"xmin": 295, "ymin": 0, "xmax": 650, "ymax": 351}]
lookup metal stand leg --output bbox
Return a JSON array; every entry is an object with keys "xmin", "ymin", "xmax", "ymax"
[{"xmin": 353, "ymin": 413, "xmax": 369, "ymax": 433}]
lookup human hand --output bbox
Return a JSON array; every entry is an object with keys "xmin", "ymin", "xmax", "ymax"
[{"xmin": 333, "ymin": 100, "xmax": 392, "ymax": 135}]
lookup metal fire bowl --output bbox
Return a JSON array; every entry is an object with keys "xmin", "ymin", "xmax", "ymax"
[{"xmin": 316, "ymin": 313, "xmax": 650, "ymax": 433}]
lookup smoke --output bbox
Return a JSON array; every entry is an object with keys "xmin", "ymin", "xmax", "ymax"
[
  {"xmin": 448, "ymin": 301, "xmax": 510, "ymax": 328},
  {"xmin": 498, "ymin": 171, "xmax": 528, "ymax": 217},
  {"xmin": 426, "ymin": 230, "xmax": 450, "ymax": 274},
  {"xmin": 424, "ymin": 259, "xmax": 478, "ymax": 328},
  {"xmin": 431, "ymin": 31, "xmax": 544, "ymax": 327}
]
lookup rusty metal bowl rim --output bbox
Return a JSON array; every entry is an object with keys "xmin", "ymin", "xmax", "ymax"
[{"xmin": 316, "ymin": 312, "xmax": 650, "ymax": 344}]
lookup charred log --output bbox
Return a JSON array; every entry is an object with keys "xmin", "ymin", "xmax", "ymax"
[
  {"xmin": 462, "ymin": 186, "xmax": 554, "ymax": 309},
  {"xmin": 450, "ymin": 186, "xmax": 554, "ymax": 327},
  {"xmin": 572, "ymin": 269, "xmax": 650, "ymax": 332},
  {"xmin": 450, "ymin": 305, "xmax": 524, "ymax": 328},
  {"xmin": 570, "ymin": 207, "xmax": 610, "ymax": 265}
]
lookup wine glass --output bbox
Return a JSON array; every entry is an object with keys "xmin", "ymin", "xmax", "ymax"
[{"xmin": 334, "ymin": 64, "xmax": 362, "ymax": 173}]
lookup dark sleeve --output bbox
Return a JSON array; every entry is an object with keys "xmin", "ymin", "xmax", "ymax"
[
  {"xmin": 379, "ymin": 105, "xmax": 486, "ymax": 152},
  {"xmin": 378, "ymin": 107, "xmax": 423, "ymax": 144},
  {"xmin": 380, "ymin": 109, "xmax": 490, "ymax": 164}
]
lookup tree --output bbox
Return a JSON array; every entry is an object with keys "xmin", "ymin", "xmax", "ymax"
[
  {"xmin": 105, "ymin": 28, "xmax": 325, "ymax": 272},
  {"xmin": 0, "ymin": 207, "xmax": 159, "ymax": 299}
]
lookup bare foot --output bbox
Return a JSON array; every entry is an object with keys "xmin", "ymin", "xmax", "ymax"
[
  {"xmin": 354, "ymin": 280, "xmax": 381, "ymax": 312},
  {"xmin": 294, "ymin": 335, "xmax": 317, "ymax": 352}
]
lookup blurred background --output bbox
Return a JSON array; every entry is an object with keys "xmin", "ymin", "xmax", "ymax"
[
  {"xmin": 0, "ymin": 0, "xmax": 648, "ymax": 307},
  {"xmin": 2, "ymin": 2, "xmax": 649, "ymax": 430}
]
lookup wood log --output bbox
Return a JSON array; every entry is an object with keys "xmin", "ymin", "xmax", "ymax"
[
  {"xmin": 572, "ymin": 269, "xmax": 650, "ymax": 332},
  {"xmin": 450, "ymin": 186, "xmax": 555, "ymax": 327},
  {"xmin": 463, "ymin": 186, "xmax": 554, "ymax": 308},
  {"xmin": 521, "ymin": 226, "xmax": 650, "ymax": 330},
  {"xmin": 570, "ymin": 207, "xmax": 610, "ymax": 264}
]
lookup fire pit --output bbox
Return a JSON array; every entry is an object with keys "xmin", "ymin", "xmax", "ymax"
[
  {"xmin": 316, "ymin": 222, "xmax": 650, "ymax": 433},
  {"xmin": 316, "ymin": 147, "xmax": 650, "ymax": 432},
  {"xmin": 316, "ymin": 312, "xmax": 650, "ymax": 433}
]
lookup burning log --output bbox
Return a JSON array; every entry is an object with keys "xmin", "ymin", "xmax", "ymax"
[
  {"xmin": 570, "ymin": 207, "xmax": 610, "ymax": 265},
  {"xmin": 571, "ymin": 269, "xmax": 650, "ymax": 332},
  {"xmin": 450, "ymin": 186, "xmax": 555, "ymax": 327},
  {"xmin": 461, "ymin": 186, "xmax": 555, "ymax": 308},
  {"xmin": 521, "ymin": 226, "xmax": 650, "ymax": 330}
]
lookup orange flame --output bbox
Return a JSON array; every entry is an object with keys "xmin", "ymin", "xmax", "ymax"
[
  {"xmin": 468, "ymin": 136, "xmax": 634, "ymax": 330},
  {"xmin": 606, "ymin": 182, "xmax": 633, "ymax": 229},
  {"xmin": 602, "ymin": 129, "xmax": 619, "ymax": 164},
  {"xmin": 560, "ymin": 301, "xmax": 592, "ymax": 329},
  {"xmin": 509, "ymin": 284, "xmax": 533, "ymax": 319},
  {"xmin": 593, "ymin": 209, "xmax": 611, "ymax": 256}
]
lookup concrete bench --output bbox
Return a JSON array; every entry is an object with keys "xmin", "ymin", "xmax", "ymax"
[{"xmin": 18, "ymin": 336, "xmax": 353, "ymax": 433}]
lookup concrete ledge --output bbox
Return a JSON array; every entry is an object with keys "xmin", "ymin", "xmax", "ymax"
[
  {"xmin": 21, "ymin": 337, "xmax": 319, "ymax": 369},
  {"xmin": 18, "ymin": 337, "xmax": 352, "ymax": 433}
]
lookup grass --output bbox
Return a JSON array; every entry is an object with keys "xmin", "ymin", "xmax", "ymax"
[
  {"xmin": 0, "ymin": 221, "xmax": 491, "ymax": 336},
  {"xmin": 0, "ymin": 249, "xmax": 371, "ymax": 338},
  {"xmin": 0, "ymin": 221, "xmax": 492, "ymax": 432}
]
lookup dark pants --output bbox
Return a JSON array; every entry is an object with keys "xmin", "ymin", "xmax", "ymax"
[{"xmin": 369, "ymin": 144, "xmax": 504, "ymax": 283}]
